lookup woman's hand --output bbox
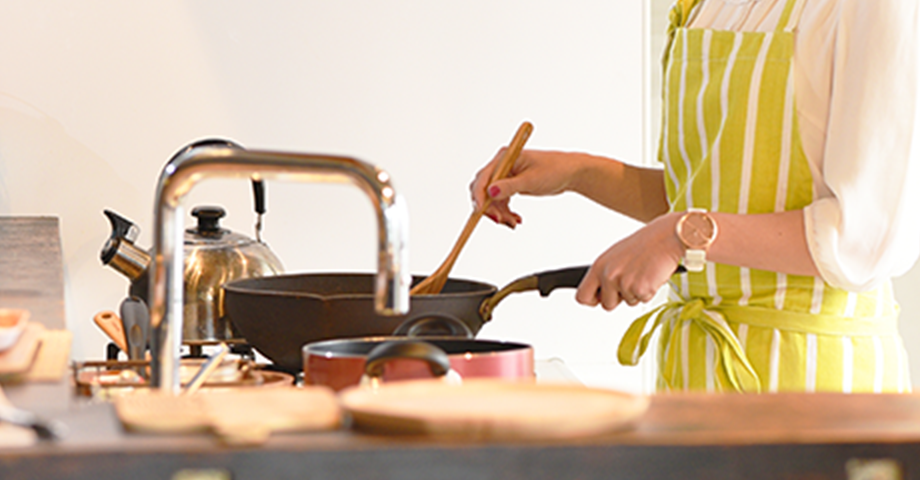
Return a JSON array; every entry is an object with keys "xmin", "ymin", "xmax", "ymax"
[
  {"xmin": 470, "ymin": 149, "xmax": 587, "ymax": 229},
  {"xmin": 576, "ymin": 213, "xmax": 685, "ymax": 309}
]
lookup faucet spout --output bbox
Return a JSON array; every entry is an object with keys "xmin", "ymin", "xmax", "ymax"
[{"xmin": 148, "ymin": 142, "xmax": 410, "ymax": 393}]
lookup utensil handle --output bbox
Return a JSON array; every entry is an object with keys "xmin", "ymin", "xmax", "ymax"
[
  {"xmin": 451, "ymin": 121, "xmax": 534, "ymax": 246},
  {"xmin": 480, "ymin": 121, "xmax": 533, "ymax": 211},
  {"xmin": 93, "ymin": 311, "xmax": 127, "ymax": 353},
  {"xmin": 410, "ymin": 121, "xmax": 534, "ymax": 295},
  {"xmin": 184, "ymin": 343, "xmax": 230, "ymax": 395}
]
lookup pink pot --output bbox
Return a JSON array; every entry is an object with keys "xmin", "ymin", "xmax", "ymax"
[{"xmin": 302, "ymin": 337, "xmax": 534, "ymax": 392}]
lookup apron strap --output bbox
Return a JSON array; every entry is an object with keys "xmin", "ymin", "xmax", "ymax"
[
  {"xmin": 777, "ymin": 0, "xmax": 808, "ymax": 33},
  {"xmin": 664, "ymin": 0, "xmax": 704, "ymax": 67},
  {"xmin": 619, "ymin": 297, "xmax": 899, "ymax": 393}
]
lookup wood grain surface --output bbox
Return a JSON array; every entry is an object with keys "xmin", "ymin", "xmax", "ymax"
[
  {"xmin": 115, "ymin": 387, "xmax": 343, "ymax": 446},
  {"xmin": 0, "ymin": 218, "xmax": 65, "ymax": 330},
  {"xmin": 340, "ymin": 378, "xmax": 650, "ymax": 439},
  {"xmin": 24, "ymin": 329, "xmax": 72, "ymax": 382}
]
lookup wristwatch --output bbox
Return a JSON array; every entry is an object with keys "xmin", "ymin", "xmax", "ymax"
[{"xmin": 675, "ymin": 208, "xmax": 718, "ymax": 272}]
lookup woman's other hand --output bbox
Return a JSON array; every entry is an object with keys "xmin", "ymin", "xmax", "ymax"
[
  {"xmin": 576, "ymin": 213, "xmax": 685, "ymax": 309},
  {"xmin": 470, "ymin": 149, "xmax": 584, "ymax": 229}
]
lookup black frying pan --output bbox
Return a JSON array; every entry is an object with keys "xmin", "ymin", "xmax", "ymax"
[{"xmin": 223, "ymin": 266, "xmax": 589, "ymax": 372}]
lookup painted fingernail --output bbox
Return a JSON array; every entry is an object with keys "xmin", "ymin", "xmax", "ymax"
[
  {"xmin": 486, "ymin": 213, "xmax": 498, "ymax": 223},
  {"xmin": 488, "ymin": 185, "xmax": 501, "ymax": 198}
]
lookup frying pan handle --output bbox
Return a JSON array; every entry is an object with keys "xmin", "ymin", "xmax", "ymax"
[
  {"xmin": 360, "ymin": 340, "xmax": 461, "ymax": 387},
  {"xmin": 479, "ymin": 266, "xmax": 590, "ymax": 322},
  {"xmin": 393, "ymin": 314, "xmax": 474, "ymax": 339},
  {"xmin": 535, "ymin": 266, "xmax": 589, "ymax": 296},
  {"xmin": 478, "ymin": 264, "xmax": 689, "ymax": 321}
]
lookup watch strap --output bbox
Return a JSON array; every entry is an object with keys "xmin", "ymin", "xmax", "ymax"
[{"xmin": 683, "ymin": 249, "xmax": 706, "ymax": 272}]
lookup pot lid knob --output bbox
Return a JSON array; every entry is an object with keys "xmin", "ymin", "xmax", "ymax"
[{"xmin": 191, "ymin": 206, "xmax": 226, "ymax": 234}]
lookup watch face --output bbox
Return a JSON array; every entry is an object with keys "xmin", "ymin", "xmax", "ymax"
[{"xmin": 678, "ymin": 212, "xmax": 716, "ymax": 249}]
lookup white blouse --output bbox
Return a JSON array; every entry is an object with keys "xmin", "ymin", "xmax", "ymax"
[{"xmin": 687, "ymin": 0, "xmax": 920, "ymax": 291}]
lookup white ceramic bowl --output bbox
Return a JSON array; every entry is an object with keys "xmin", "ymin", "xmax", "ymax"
[{"xmin": 0, "ymin": 309, "xmax": 29, "ymax": 352}]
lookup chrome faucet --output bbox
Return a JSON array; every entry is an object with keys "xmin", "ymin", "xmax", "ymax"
[{"xmin": 148, "ymin": 141, "xmax": 410, "ymax": 393}]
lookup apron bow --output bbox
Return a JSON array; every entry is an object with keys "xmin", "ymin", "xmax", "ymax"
[{"xmin": 618, "ymin": 298, "xmax": 762, "ymax": 393}]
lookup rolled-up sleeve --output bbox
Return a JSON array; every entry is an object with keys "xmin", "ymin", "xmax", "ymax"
[{"xmin": 805, "ymin": 0, "xmax": 920, "ymax": 291}]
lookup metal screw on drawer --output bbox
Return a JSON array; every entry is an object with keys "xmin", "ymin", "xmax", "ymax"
[
  {"xmin": 172, "ymin": 468, "xmax": 232, "ymax": 480},
  {"xmin": 846, "ymin": 458, "xmax": 902, "ymax": 480}
]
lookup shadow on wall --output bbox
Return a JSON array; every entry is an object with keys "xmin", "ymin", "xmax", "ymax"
[
  {"xmin": 0, "ymin": 93, "xmax": 144, "ymax": 359},
  {"xmin": 0, "ymin": 93, "xmax": 141, "ymax": 216}
]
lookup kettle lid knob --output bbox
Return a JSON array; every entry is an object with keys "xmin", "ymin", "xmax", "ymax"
[{"xmin": 191, "ymin": 206, "xmax": 226, "ymax": 233}]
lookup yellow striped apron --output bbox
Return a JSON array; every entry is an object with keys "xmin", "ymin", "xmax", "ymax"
[{"xmin": 618, "ymin": 0, "xmax": 911, "ymax": 393}]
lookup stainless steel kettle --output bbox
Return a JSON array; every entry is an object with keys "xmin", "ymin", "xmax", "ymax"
[
  {"xmin": 100, "ymin": 140, "xmax": 284, "ymax": 348},
  {"xmin": 101, "ymin": 206, "xmax": 283, "ymax": 347}
]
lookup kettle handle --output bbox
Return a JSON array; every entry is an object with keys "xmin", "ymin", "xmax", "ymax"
[
  {"xmin": 252, "ymin": 179, "xmax": 266, "ymax": 216},
  {"xmin": 252, "ymin": 179, "xmax": 266, "ymax": 242},
  {"xmin": 169, "ymin": 138, "xmax": 269, "ymax": 240}
]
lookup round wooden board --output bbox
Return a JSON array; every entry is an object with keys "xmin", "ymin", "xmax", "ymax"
[
  {"xmin": 114, "ymin": 386, "xmax": 343, "ymax": 445},
  {"xmin": 339, "ymin": 379, "xmax": 650, "ymax": 440}
]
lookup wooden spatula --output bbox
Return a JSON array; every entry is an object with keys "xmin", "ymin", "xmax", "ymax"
[
  {"xmin": 411, "ymin": 121, "xmax": 533, "ymax": 295},
  {"xmin": 93, "ymin": 310, "xmax": 127, "ymax": 353}
]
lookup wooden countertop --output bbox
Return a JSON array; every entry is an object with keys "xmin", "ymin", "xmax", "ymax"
[
  {"xmin": 2, "ymin": 216, "xmax": 919, "ymax": 480},
  {"xmin": 0, "ymin": 392, "xmax": 916, "ymax": 480}
]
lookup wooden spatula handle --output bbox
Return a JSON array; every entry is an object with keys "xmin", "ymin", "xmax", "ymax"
[
  {"xmin": 93, "ymin": 310, "xmax": 128, "ymax": 353},
  {"xmin": 484, "ymin": 121, "xmax": 533, "ymax": 201},
  {"xmin": 410, "ymin": 121, "xmax": 533, "ymax": 295},
  {"xmin": 453, "ymin": 120, "xmax": 534, "ymax": 248}
]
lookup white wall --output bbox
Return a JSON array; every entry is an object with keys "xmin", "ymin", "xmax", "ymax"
[{"xmin": 0, "ymin": 1, "xmax": 656, "ymax": 392}]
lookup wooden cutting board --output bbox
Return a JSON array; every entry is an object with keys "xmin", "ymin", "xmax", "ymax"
[
  {"xmin": 114, "ymin": 387, "xmax": 342, "ymax": 445},
  {"xmin": 339, "ymin": 378, "xmax": 650, "ymax": 440},
  {"xmin": 0, "ymin": 322, "xmax": 44, "ymax": 377},
  {"xmin": 24, "ymin": 329, "xmax": 72, "ymax": 382}
]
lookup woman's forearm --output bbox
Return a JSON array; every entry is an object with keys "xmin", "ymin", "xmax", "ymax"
[
  {"xmin": 707, "ymin": 210, "xmax": 820, "ymax": 277},
  {"xmin": 567, "ymin": 155, "xmax": 670, "ymax": 223},
  {"xmin": 566, "ymin": 156, "xmax": 818, "ymax": 276},
  {"xmin": 577, "ymin": 208, "xmax": 823, "ymax": 311}
]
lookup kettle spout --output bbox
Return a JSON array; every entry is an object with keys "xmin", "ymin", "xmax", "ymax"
[{"xmin": 100, "ymin": 210, "xmax": 151, "ymax": 281}]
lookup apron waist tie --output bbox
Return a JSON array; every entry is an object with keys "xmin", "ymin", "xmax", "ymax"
[{"xmin": 616, "ymin": 299, "xmax": 899, "ymax": 393}]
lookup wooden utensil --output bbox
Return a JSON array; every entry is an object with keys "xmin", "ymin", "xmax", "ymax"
[
  {"xmin": 119, "ymin": 297, "xmax": 149, "ymax": 363},
  {"xmin": 183, "ymin": 343, "xmax": 230, "ymax": 395},
  {"xmin": 340, "ymin": 378, "xmax": 650, "ymax": 439},
  {"xmin": 93, "ymin": 310, "xmax": 127, "ymax": 353},
  {"xmin": 411, "ymin": 121, "xmax": 534, "ymax": 295}
]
